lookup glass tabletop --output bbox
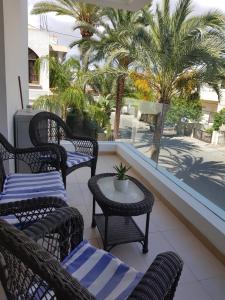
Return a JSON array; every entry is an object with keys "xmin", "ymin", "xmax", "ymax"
[{"xmin": 97, "ymin": 176, "xmax": 144, "ymax": 204}]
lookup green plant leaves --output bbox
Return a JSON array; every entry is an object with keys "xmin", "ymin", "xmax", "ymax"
[{"xmin": 113, "ymin": 162, "xmax": 131, "ymax": 180}]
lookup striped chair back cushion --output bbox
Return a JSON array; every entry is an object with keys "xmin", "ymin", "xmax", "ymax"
[{"xmin": 62, "ymin": 241, "xmax": 143, "ymax": 300}]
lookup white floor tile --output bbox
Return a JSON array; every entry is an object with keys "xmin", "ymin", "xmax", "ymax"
[
  {"xmin": 200, "ymin": 276, "xmax": 225, "ymax": 300},
  {"xmin": 174, "ymin": 282, "xmax": 212, "ymax": 300}
]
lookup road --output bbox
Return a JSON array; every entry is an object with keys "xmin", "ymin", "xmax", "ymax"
[{"xmin": 113, "ymin": 113, "xmax": 225, "ymax": 212}]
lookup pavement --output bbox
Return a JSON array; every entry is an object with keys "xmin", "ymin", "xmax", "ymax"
[{"xmin": 113, "ymin": 113, "xmax": 225, "ymax": 212}]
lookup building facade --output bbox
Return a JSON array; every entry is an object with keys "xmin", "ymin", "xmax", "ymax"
[
  {"xmin": 28, "ymin": 25, "xmax": 68, "ymax": 104},
  {"xmin": 200, "ymin": 84, "xmax": 225, "ymax": 125}
]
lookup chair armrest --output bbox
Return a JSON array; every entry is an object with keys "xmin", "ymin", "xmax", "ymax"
[
  {"xmin": 24, "ymin": 207, "xmax": 84, "ymax": 261},
  {"xmin": 128, "ymin": 252, "xmax": 183, "ymax": 300},
  {"xmin": 0, "ymin": 197, "xmax": 67, "ymax": 229},
  {"xmin": 14, "ymin": 144, "xmax": 62, "ymax": 172}
]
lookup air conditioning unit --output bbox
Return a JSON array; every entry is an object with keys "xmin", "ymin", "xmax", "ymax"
[{"xmin": 14, "ymin": 109, "xmax": 41, "ymax": 172}]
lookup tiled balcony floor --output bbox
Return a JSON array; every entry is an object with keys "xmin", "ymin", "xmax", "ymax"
[{"xmin": 67, "ymin": 154, "xmax": 225, "ymax": 300}]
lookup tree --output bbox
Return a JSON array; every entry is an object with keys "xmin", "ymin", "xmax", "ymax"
[
  {"xmin": 166, "ymin": 97, "xmax": 202, "ymax": 134},
  {"xmin": 130, "ymin": 71, "xmax": 156, "ymax": 100},
  {"xmin": 33, "ymin": 56, "xmax": 85, "ymax": 120},
  {"xmin": 31, "ymin": 1, "xmax": 102, "ymax": 68},
  {"xmin": 85, "ymin": 70, "xmax": 118, "ymax": 100},
  {"xmin": 73, "ymin": 6, "xmax": 151, "ymax": 138},
  {"xmin": 136, "ymin": 0, "xmax": 225, "ymax": 161}
]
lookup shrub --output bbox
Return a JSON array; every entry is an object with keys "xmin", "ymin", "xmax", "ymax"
[
  {"xmin": 205, "ymin": 127, "xmax": 213, "ymax": 134},
  {"xmin": 213, "ymin": 108, "xmax": 225, "ymax": 131},
  {"xmin": 166, "ymin": 97, "xmax": 202, "ymax": 125}
]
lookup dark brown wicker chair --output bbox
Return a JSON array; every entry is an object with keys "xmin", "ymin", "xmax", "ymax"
[
  {"xmin": 29, "ymin": 111, "xmax": 99, "ymax": 186},
  {"xmin": 0, "ymin": 132, "xmax": 67, "ymax": 227},
  {"xmin": 0, "ymin": 207, "xmax": 183, "ymax": 300}
]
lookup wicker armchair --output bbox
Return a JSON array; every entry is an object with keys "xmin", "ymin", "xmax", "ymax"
[
  {"xmin": 0, "ymin": 133, "xmax": 67, "ymax": 226},
  {"xmin": 0, "ymin": 207, "xmax": 183, "ymax": 300},
  {"xmin": 29, "ymin": 111, "xmax": 99, "ymax": 186}
]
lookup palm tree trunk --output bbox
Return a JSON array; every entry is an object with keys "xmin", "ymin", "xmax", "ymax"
[
  {"xmin": 149, "ymin": 103, "xmax": 169, "ymax": 162},
  {"xmin": 80, "ymin": 30, "xmax": 93, "ymax": 72},
  {"xmin": 114, "ymin": 75, "xmax": 125, "ymax": 139}
]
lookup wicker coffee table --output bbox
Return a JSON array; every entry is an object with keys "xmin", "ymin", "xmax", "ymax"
[{"xmin": 88, "ymin": 173, "xmax": 154, "ymax": 253}]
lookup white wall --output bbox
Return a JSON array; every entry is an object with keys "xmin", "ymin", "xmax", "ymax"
[
  {"xmin": 0, "ymin": 0, "xmax": 28, "ymax": 142},
  {"xmin": 200, "ymin": 85, "xmax": 219, "ymax": 102}
]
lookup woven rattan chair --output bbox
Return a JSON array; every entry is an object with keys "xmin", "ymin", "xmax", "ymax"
[
  {"xmin": 0, "ymin": 207, "xmax": 183, "ymax": 300},
  {"xmin": 29, "ymin": 111, "xmax": 99, "ymax": 186},
  {"xmin": 0, "ymin": 132, "xmax": 67, "ymax": 226}
]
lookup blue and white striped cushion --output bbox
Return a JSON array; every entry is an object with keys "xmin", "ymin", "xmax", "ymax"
[
  {"xmin": 62, "ymin": 241, "xmax": 143, "ymax": 300},
  {"xmin": 66, "ymin": 151, "xmax": 93, "ymax": 168},
  {"xmin": 0, "ymin": 171, "xmax": 66, "ymax": 226},
  {"xmin": 0, "ymin": 171, "xmax": 66, "ymax": 203}
]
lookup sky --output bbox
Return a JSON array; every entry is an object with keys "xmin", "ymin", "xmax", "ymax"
[{"xmin": 28, "ymin": 0, "xmax": 225, "ymax": 57}]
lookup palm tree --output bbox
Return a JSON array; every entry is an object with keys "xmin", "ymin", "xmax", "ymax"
[
  {"xmin": 31, "ymin": 1, "xmax": 102, "ymax": 68},
  {"xmin": 74, "ymin": 7, "xmax": 151, "ymax": 138},
  {"xmin": 135, "ymin": 0, "xmax": 225, "ymax": 161},
  {"xmin": 33, "ymin": 56, "xmax": 85, "ymax": 120}
]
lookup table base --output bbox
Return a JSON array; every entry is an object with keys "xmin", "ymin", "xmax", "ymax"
[{"xmin": 93, "ymin": 214, "xmax": 149, "ymax": 253}]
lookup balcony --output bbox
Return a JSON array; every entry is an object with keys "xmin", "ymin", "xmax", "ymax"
[{"xmin": 0, "ymin": 145, "xmax": 224, "ymax": 299}]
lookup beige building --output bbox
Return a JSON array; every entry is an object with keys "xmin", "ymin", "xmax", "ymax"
[{"xmin": 200, "ymin": 85, "xmax": 225, "ymax": 125}]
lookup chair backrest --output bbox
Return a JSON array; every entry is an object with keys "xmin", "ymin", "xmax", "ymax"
[
  {"xmin": 0, "ymin": 132, "xmax": 61, "ymax": 174},
  {"xmin": 0, "ymin": 133, "xmax": 15, "ymax": 161},
  {"xmin": 0, "ymin": 219, "xmax": 93, "ymax": 300},
  {"xmin": 29, "ymin": 112, "xmax": 71, "ymax": 146},
  {"xmin": 0, "ymin": 155, "xmax": 6, "ymax": 192},
  {"xmin": 0, "ymin": 133, "xmax": 14, "ymax": 186}
]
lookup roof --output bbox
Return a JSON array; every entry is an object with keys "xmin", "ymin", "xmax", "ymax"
[{"xmin": 50, "ymin": 44, "xmax": 68, "ymax": 53}]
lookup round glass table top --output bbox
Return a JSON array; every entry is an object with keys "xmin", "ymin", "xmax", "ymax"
[{"xmin": 97, "ymin": 176, "xmax": 144, "ymax": 204}]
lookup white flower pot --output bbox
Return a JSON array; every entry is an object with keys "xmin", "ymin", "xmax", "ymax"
[{"xmin": 113, "ymin": 177, "xmax": 129, "ymax": 192}]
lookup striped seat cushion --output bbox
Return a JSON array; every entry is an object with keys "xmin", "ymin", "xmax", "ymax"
[
  {"xmin": 0, "ymin": 171, "xmax": 66, "ymax": 203},
  {"xmin": 62, "ymin": 241, "xmax": 143, "ymax": 300},
  {"xmin": 0, "ymin": 171, "xmax": 66, "ymax": 226},
  {"xmin": 66, "ymin": 151, "xmax": 93, "ymax": 168}
]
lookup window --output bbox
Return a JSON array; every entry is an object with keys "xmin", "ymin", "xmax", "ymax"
[{"xmin": 28, "ymin": 48, "xmax": 39, "ymax": 84}]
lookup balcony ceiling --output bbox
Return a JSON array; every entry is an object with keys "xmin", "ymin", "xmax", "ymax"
[{"xmin": 78, "ymin": 0, "xmax": 149, "ymax": 11}]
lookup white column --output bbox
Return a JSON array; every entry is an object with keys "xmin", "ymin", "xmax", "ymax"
[{"xmin": 0, "ymin": 0, "xmax": 28, "ymax": 143}]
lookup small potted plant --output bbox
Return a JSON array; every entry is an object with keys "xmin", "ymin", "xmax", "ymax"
[{"xmin": 113, "ymin": 162, "xmax": 131, "ymax": 192}]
